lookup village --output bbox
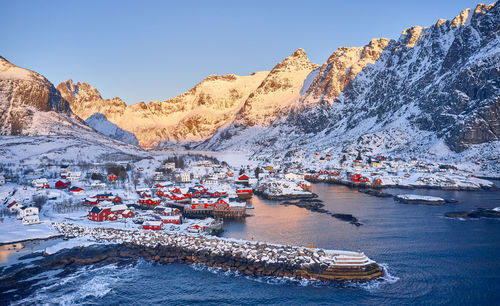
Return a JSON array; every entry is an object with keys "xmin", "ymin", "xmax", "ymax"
[{"xmin": 0, "ymin": 150, "xmax": 495, "ymax": 244}]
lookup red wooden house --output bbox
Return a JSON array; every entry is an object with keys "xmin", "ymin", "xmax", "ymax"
[
  {"xmin": 69, "ymin": 186, "xmax": 84, "ymax": 193},
  {"xmin": 88, "ymin": 207, "xmax": 111, "ymax": 222},
  {"xmin": 143, "ymin": 220, "xmax": 163, "ymax": 230},
  {"xmin": 55, "ymin": 180, "xmax": 71, "ymax": 189},
  {"xmin": 111, "ymin": 196, "xmax": 122, "ymax": 203}
]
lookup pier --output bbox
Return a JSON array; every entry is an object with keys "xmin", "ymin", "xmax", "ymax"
[{"xmin": 52, "ymin": 223, "xmax": 383, "ymax": 281}]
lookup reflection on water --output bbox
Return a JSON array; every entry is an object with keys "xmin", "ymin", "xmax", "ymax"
[{"xmin": 0, "ymin": 243, "xmax": 24, "ymax": 264}]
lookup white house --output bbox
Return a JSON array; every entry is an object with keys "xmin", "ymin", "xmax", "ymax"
[
  {"xmin": 18, "ymin": 206, "xmax": 39, "ymax": 219},
  {"xmin": 91, "ymin": 182, "xmax": 106, "ymax": 190},
  {"xmin": 60, "ymin": 165, "xmax": 71, "ymax": 177},
  {"xmin": 32, "ymin": 178, "xmax": 49, "ymax": 189},
  {"xmin": 7, "ymin": 201, "xmax": 23, "ymax": 213},
  {"xmin": 177, "ymin": 172, "xmax": 190, "ymax": 183},
  {"xmin": 0, "ymin": 175, "xmax": 5, "ymax": 185},
  {"xmin": 67, "ymin": 171, "xmax": 82, "ymax": 181},
  {"xmin": 154, "ymin": 172, "xmax": 164, "ymax": 180},
  {"xmin": 163, "ymin": 163, "xmax": 176, "ymax": 170},
  {"xmin": 284, "ymin": 172, "xmax": 304, "ymax": 181},
  {"xmin": 203, "ymin": 176, "xmax": 218, "ymax": 185},
  {"xmin": 22, "ymin": 214, "xmax": 40, "ymax": 225}
]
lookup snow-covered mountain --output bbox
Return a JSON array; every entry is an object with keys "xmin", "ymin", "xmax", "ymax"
[
  {"xmin": 0, "ymin": 57, "xmax": 147, "ymax": 160},
  {"xmin": 196, "ymin": 2, "xmax": 500, "ymax": 174},
  {"xmin": 58, "ymin": 49, "xmax": 318, "ymax": 148},
  {"xmin": 85, "ymin": 113, "xmax": 139, "ymax": 146},
  {"xmin": 0, "ymin": 56, "xmax": 74, "ymax": 135}
]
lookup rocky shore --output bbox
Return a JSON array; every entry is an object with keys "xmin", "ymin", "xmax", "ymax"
[
  {"xmin": 445, "ymin": 208, "xmax": 500, "ymax": 219},
  {"xmin": 281, "ymin": 199, "xmax": 362, "ymax": 226},
  {"xmin": 51, "ymin": 223, "xmax": 383, "ymax": 282}
]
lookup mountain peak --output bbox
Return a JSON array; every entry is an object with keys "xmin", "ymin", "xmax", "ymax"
[
  {"xmin": 291, "ymin": 48, "xmax": 307, "ymax": 58},
  {"xmin": 451, "ymin": 8, "xmax": 470, "ymax": 28},
  {"xmin": 474, "ymin": 2, "xmax": 496, "ymax": 15}
]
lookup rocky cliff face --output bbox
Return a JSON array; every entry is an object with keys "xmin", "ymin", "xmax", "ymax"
[
  {"xmin": 198, "ymin": 2, "xmax": 499, "ymax": 170},
  {"xmin": 0, "ymin": 56, "xmax": 73, "ymax": 135},
  {"xmin": 59, "ymin": 72, "xmax": 270, "ymax": 148},
  {"xmin": 237, "ymin": 49, "xmax": 319, "ymax": 126}
]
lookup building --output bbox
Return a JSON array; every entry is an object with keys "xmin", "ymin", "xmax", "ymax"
[
  {"xmin": 142, "ymin": 220, "xmax": 163, "ymax": 230},
  {"xmin": 88, "ymin": 207, "xmax": 112, "ymax": 222},
  {"xmin": 353, "ymin": 160, "xmax": 363, "ymax": 170},
  {"xmin": 91, "ymin": 182, "xmax": 106, "ymax": 190},
  {"xmin": 55, "ymin": 180, "xmax": 71, "ymax": 189},
  {"xmin": 284, "ymin": 172, "xmax": 304, "ymax": 181},
  {"xmin": 67, "ymin": 171, "xmax": 82, "ymax": 181},
  {"xmin": 203, "ymin": 176, "xmax": 218, "ymax": 185},
  {"xmin": 176, "ymin": 172, "xmax": 190, "ymax": 183},
  {"xmin": 69, "ymin": 186, "xmax": 84, "ymax": 194},
  {"xmin": 108, "ymin": 173, "xmax": 117, "ymax": 182},
  {"xmin": 7, "ymin": 201, "xmax": 23, "ymax": 213},
  {"xmin": 60, "ymin": 165, "xmax": 71, "ymax": 178},
  {"xmin": 160, "ymin": 215, "xmax": 181, "ymax": 224},
  {"xmin": 22, "ymin": 214, "xmax": 40, "ymax": 225},
  {"xmin": 18, "ymin": 206, "xmax": 39, "ymax": 219},
  {"xmin": 32, "ymin": 178, "xmax": 49, "ymax": 189},
  {"xmin": 163, "ymin": 162, "xmax": 176, "ymax": 170}
]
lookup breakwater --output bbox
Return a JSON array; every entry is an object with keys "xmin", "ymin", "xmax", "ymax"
[{"xmin": 53, "ymin": 223, "xmax": 383, "ymax": 281}]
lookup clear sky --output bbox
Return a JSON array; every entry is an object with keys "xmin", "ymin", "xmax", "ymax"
[{"xmin": 0, "ymin": 0, "xmax": 485, "ymax": 105}]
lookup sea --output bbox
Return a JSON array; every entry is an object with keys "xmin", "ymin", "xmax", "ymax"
[{"xmin": 1, "ymin": 181, "xmax": 500, "ymax": 305}]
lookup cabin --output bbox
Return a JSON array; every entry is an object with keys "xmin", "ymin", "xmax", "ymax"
[
  {"xmin": 237, "ymin": 174, "xmax": 249, "ymax": 182},
  {"xmin": 138, "ymin": 197, "xmax": 162, "ymax": 206},
  {"xmin": 88, "ymin": 207, "xmax": 112, "ymax": 222},
  {"xmin": 83, "ymin": 197, "xmax": 99, "ymax": 205},
  {"xmin": 142, "ymin": 220, "xmax": 163, "ymax": 230},
  {"xmin": 7, "ymin": 201, "xmax": 23, "ymax": 213},
  {"xmin": 96, "ymin": 193, "xmax": 113, "ymax": 201},
  {"xmin": 348, "ymin": 173, "xmax": 361, "ymax": 183},
  {"xmin": 325, "ymin": 154, "xmax": 332, "ymax": 161},
  {"xmin": 371, "ymin": 159, "xmax": 383, "ymax": 168},
  {"xmin": 55, "ymin": 180, "xmax": 71, "ymax": 189},
  {"xmin": 203, "ymin": 176, "xmax": 218, "ymax": 185},
  {"xmin": 108, "ymin": 173, "xmax": 117, "ymax": 182},
  {"xmin": 110, "ymin": 204, "xmax": 128, "ymax": 214},
  {"xmin": 160, "ymin": 215, "xmax": 181, "ymax": 224},
  {"xmin": 67, "ymin": 171, "xmax": 82, "ymax": 181},
  {"xmin": 22, "ymin": 214, "xmax": 40, "ymax": 225},
  {"xmin": 91, "ymin": 182, "xmax": 106, "ymax": 190},
  {"xmin": 18, "ymin": 206, "xmax": 39, "ymax": 219},
  {"xmin": 32, "ymin": 178, "xmax": 50, "ymax": 189},
  {"xmin": 353, "ymin": 160, "xmax": 363, "ymax": 169},
  {"xmin": 284, "ymin": 172, "xmax": 303, "ymax": 181},
  {"xmin": 111, "ymin": 195, "xmax": 122, "ymax": 203},
  {"xmin": 69, "ymin": 186, "xmax": 84, "ymax": 194},
  {"xmin": 60, "ymin": 165, "xmax": 71, "ymax": 178},
  {"xmin": 163, "ymin": 162, "xmax": 176, "ymax": 170},
  {"xmin": 176, "ymin": 172, "xmax": 190, "ymax": 183},
  {"xmin": 373, "ymin": 178, "xmax": 383, "ymax": 186}
]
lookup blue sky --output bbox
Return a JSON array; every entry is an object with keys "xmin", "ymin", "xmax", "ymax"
[{"xmin": 1, "ymin": 0, "xmax": 484, "ymax": 104}]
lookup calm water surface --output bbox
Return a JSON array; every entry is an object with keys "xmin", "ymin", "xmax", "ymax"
[{"xmin": 3, "ymin": 182, "xmax": 500, "ymax": 305}]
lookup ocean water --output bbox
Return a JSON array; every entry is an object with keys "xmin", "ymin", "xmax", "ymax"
[{"xmin": 3, "ymin": 182, "xmax": 500, "ymax": 305}]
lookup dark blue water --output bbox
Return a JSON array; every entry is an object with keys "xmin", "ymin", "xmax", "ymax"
[{"xmin": 6, "ymin": 183, "xmax": 500, "ymax": 305}]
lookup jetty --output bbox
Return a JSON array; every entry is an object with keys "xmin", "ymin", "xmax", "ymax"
[{"xmin": 53, "ymin": 223, "xmax": 383, "ymax": 281}]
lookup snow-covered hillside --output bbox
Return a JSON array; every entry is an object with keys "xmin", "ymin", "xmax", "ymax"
[
  {"xmin": 0, "ymin": 57, "xmax": 147, "ymax": 161},
  {"xmin": 85, "ymin": 113, "xmax": 139, "ymax": 146},
  {"xmin": 197, "ymin": 2, "xmax": 500, "ymax": 175}
]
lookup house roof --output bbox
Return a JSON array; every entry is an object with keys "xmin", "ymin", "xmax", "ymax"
[{"xmin": 89, "ymin": 206, "xmax": 102, "ymax": 214}]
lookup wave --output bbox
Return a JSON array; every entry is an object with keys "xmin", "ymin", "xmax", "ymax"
[{"xmin": 188, "ymin": 262, "xmax": 399, "ymax": 290}]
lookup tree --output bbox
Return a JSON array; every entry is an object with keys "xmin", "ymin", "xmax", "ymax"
[
  {"xmin": 239, "ymin": 169, "xmax": 245, "ymax": 175},
  {"xmin": 368, "ymin": 156, "xmax": 372, "ymax": 164},
  {"xmin": 340, "ymin": 155, "xmax": 346, "ymax": 165},
  {"xmin": 356, "ymin": 150, "xmax": 362, "ymax": 161},
  {"xmin": 32, "ymin": 195, "xmax": 48, "ymax": 210},
  {"xmin": 254, "ymin": 167, "xmax": 262, "ymax": 177}
]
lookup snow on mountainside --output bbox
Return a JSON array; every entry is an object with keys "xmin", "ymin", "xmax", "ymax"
[
  {"xmin": 0, "ymin": 56, "xmax": 72, "ymax": 135},
  {"xmin": 197, "ymin": 2, "xmax": 500, "ymax": 175},
  {"xmin": 58, "ymin": 49, "xmax": 318, "ymax": 148},
  {"xmin": 85, "ymin": 113, "xmax": 139, "ymax": 146},
  {"xmin": 59, "ymin": 72, "xmax": 270, "ymax": 148},
  {"xmin": 237, "ymin": 49, "xmax": 319, "ymax": 126},
  {"xmin": 0, "ymin": 57, "xmax": 147, "ymax": 160}
]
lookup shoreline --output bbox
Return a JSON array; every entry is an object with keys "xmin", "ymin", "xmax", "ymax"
[{"xmin": 48, "ymin": 223, "xmax": 384, "ymax": 282}]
